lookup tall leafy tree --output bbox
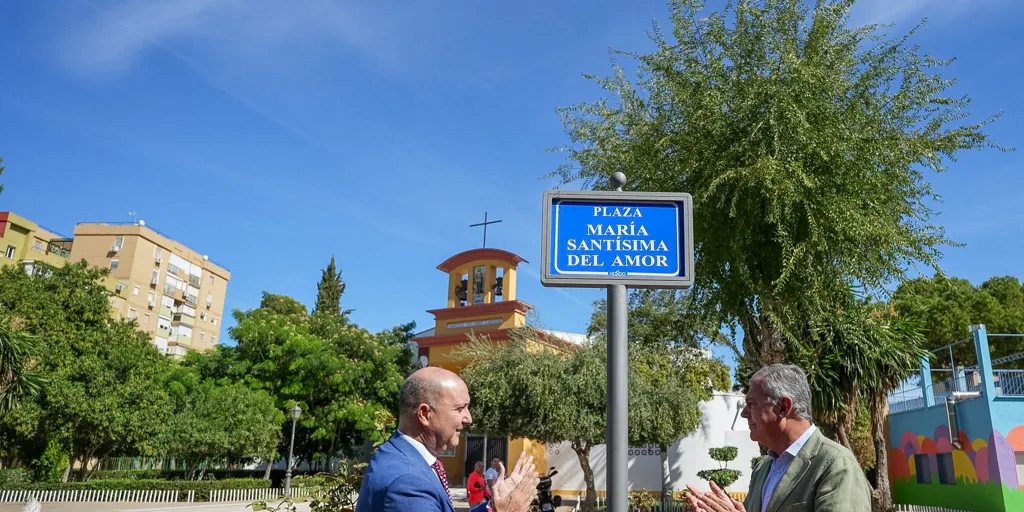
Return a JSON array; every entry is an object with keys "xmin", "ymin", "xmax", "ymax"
[
  {"xmin": 549, "ymin": 0, "xmax": 1007, "ymax": 373},
  {"xmin": 162, "ymin": 367, "xmax": 283, "ymax": 480},
  {"xmin": 457, "ymin": 326, "xmax": 727, "ymax": 512},
  {"xmin": 313, "ymin": 256, "xmax": 352, "ymax": 318},
  {"xmin": 0, "ymin": 261, "xmax": 173, "ymax": 481},
  {"xmin": 193, "ymin": 292, "xmax": 407, "ymax": 471},
  {"xmin": 587, "ymin": 290, "xmax": 730, "ymax": 500},
  {"xmin": 892, "ymin": 275, "xmax": 1024, "ymax": 367}
]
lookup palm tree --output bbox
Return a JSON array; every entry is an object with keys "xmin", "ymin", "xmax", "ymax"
[{"xmin": 0, "ymin": 316, "xmax": 44, "ymax": 413}]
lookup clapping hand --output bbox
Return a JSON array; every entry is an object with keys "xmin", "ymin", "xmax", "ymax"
[
  {"xmin": 685, "ymin": 481, "xmax": 746, "ymax": 512},
  {"xmin": 489, "ymin": 451, "xmax": 539, "ymax": 512}
]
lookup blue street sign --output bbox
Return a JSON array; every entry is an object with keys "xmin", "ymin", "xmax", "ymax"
[{"xmin": 540, "ymin": 190, "xmax": 693, "ymax": 289}]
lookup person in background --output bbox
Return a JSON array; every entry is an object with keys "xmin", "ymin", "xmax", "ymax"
[
  {"xmin": 485, "ymin": 458, "xmax": 501, "ymax": 488},
  {"xmin": 468, "ymin": 460, "xmax": 492, "ymax": 508},
  {"xmin": 686, "ymin": 364, "xmax": 871, "ymax": 512},
  {"xmin": 355, "ymin": 367, "xmax": 538, "ymax": 512}
]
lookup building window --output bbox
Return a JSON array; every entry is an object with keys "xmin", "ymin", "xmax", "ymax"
[
  {"xmin": 213, "ymin": 317, "xmax": 219, "ymax": 326},
  {"xmin": 151, "ymin": 270, "xmax": 160, "ymax": 284},
  {"xmin": 206, "ymin": 293, "xmax": 213, "ymax": 306},
  {"xmin": 148, "ymin": 291, "xmax": 155, "ymax": 303},
  {"xmin": 211, "ymin": 336, "xmax": 216, "ymax": 345},
  {"xmin": 114, "ymin": 236, "xmax": 124, "ymax": 249},
  {"xmin": 33, "ymin": 240, "xmax": 42, "ymax": 252},
  {"xmin": 5, "ymin": 245, "xmax": 15, "ymax": 259},
  {"xmin": 133, "ymin": 285, "xmax": 140, "ymax": 296},
  {"xmin": 154, "ymin": 246, "xmax": 162, "ymax": 259},
  {"xmin": 914, "ymin": 454, "xmax": 932, "ymax": 484},
  {"xmin": 128, "ymin": 308, "xmax": 137, "ymax": 320},
  {"xmin": 144, "ymin": 313, "xmax": 151, "ymax": 325},
  {"xmin": 109, "ymin": 259, "xmax": 119, "ymax": 270},
  {"xmin": 209, "ymin": 275, "xmax": 214, "ymax": 285},
  {"xmin": 199, "ymin": 332, "xmax": 205, "ymax": 341}
]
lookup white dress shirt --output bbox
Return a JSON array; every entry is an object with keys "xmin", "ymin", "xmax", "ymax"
[
  {"xmin": 761, "ymin": 425, "xmax": 817, "ymax": 512},
  {"xmin": 399, "ymin": 430, "xmax": 438, "ymax": 467}
]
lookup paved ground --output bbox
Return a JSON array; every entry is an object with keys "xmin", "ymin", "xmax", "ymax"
[{"xmin": 0, "ymin": 503, "xmax": 306, "ymax": 512}]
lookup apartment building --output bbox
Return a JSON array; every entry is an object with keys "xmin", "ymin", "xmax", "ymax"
[
  {"xmin": 0, "ymin": 211, "xmax": 74, "ymax": 268},
  {"xmin": 70, "ymin": 222, "xmax": 231, "ymax": 358},
  {"xmin": 0, "ymin": 211, "xmax": 230, "ymax": 358}
]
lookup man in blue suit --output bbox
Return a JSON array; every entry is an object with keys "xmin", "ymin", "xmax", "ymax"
[{"xmin": 356, "ymin": 366, "xmax": 539, "ymax": 512}]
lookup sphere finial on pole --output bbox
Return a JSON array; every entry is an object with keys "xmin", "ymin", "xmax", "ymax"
[{"xmin": 611, "ymin": 171, "xmax": 627, "ymax": 192}]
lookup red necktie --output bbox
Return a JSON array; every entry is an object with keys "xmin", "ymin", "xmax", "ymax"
[{"xmin": 431, "ymin": 460, "xmax": 452, "ymax": 502}]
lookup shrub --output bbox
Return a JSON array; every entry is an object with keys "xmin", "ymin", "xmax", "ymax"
[
  {"xmin": 0, "ymin": 468, "xmax": 30, "ymax": 486},
  {"xmin": 697, "ymin": 445, "xmax": 742, "ymax": 490}
]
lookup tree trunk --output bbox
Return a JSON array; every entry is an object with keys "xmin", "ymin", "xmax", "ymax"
[
  {"xmin": 660, "ymin": 443, "xmax": 672, "ymax": 508},
  {"xmin": 263, "ymin": 455, "xmax": 273, "ymax": 480},
  {"xmin": 836, "ymin": 422, "xmax": 852, "ymax": 451},
  {"xmin": 572, "ymin": 441, "xmax": 597, "ymax": 512},
  {"xmin": 868, "ymin": 391, "xmax": 892, "ymax": 512},
  {"xmin": 61, "ymin": 453, "xmax": 73, "ymax": 483}
]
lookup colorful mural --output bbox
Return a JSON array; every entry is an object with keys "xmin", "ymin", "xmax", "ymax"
[{"xmin": 889, "ymin": 423, "xmax": 1024, "ymax": 511}]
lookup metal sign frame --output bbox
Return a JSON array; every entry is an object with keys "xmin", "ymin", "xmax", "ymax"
[{"xmin": 540, "ymin": 189, "xmax": 694, "ymax": 289}]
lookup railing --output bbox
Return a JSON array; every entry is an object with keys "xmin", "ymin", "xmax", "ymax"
[
  {"xmin": 209, "ymin": 487, "xmax": 311, "ymax": 502},
  {"xmin": 994, "ymin": 369, "xmax": 1024, "ymax": 396},
  {"xmin": 164, "ymin": 284, "xmax": 177, "ymax": 295},
  {"xmin": 0, "ymin": 489, "xmax": 192, "ymax": 503},
  {"xmin": 168, "ymin": 263, "xmax": 180, "ymax": 275},
  {"xmin": 894, "ymin": 505, "xmax": 971, "ymax": 512}
]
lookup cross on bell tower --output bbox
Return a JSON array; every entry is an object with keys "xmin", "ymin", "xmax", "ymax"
[{"xmin": 470, "ymin": 211, "xmax": 502, "ymax": 248}]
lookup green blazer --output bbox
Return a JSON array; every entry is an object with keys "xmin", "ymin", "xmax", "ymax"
[{"xmin": 743, "ymin": 429, "xmax": 872, "ymax": 512}]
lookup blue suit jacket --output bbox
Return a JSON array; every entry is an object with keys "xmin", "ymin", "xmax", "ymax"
[{"xmin": 355, "ymin": 431, "xmax": 455, "ymax": 512}]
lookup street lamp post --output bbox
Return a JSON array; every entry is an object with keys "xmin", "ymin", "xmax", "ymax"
[{"xmin": 284, "ymin": 404, "xmax": 302, "ymax": 497}]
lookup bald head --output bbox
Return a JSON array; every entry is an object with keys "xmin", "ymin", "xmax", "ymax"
[
  {"xmin": 399, "ymin": 367, "xmax": 464, "ymax": 419},
  {"xmin": 398, "ymin": 366, "xmax": 473, "ymax": 455}
]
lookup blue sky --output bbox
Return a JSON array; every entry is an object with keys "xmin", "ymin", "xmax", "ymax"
[{"xmin": 1, "ymin": 0, "xmax": 1023, "ymax": 370}]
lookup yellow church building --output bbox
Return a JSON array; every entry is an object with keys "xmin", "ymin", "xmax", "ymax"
[{"xmin": 410, "ymin": 247, "xmax": 582, "ymax": 486}]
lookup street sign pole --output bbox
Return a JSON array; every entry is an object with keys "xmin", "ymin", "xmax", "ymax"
[
  {"xmin": 607, "ymin": 172, "xmax": 628, "ymax": 512},
  {"xmin": 540, "ymin": 172, "xmax": 693, "ymax": 512}
]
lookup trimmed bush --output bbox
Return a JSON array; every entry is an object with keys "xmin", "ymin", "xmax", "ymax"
[{"xmin": 0, "ymin": 468, "xmax": 30, "ymax": 486}]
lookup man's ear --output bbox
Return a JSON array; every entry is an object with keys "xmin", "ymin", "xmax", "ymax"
[
  {"xmin": 417, "ymin": 403, "xmax": 432, "ymax": 426},
  {"xmin": 777, "ymin": 397, "xmax": 794, "ymax": 418}
]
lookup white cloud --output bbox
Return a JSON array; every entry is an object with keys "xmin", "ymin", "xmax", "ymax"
[
  {"xmin": 56, "ymin": 0, "xmax": 436, "ymax": 80},
  {"xmin": 846, "ymin": 0, "xmax": 1007, "ymax": 29}
]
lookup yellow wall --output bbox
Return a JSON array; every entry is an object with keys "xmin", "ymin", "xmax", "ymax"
[{"xmin": 0, "ymin": 212, "xmax": 72, "ymax": 268}]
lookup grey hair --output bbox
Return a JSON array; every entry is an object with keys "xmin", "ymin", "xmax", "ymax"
[
  {"xmin": 399, "ymin": 374, "xmax": 443, "ymax": 418},
  {"xmin": 752, "ymin": 364, "xmax": 814, "ymax": 422}
]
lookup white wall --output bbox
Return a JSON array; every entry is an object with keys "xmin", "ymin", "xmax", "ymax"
[{"xmin": 547, "ymin": 392, "xmax": 760, "ymax": 495}]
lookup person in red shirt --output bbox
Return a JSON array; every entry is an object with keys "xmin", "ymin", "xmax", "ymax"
[{"xmin": 468, "ymin": 460, "xmax": 491, "ymax": 508}]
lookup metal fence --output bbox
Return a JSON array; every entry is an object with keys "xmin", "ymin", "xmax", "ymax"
[
  {"xmin": 0, "ymin": 489, "xmax": 193, "ymax": 503},
  {"xmin": 209, "ymin": 487, "xmax": 312, "ymax": 502},
  {"xmin": 894, "ymin": 505, "xmax": 972, "ymax": 512}
]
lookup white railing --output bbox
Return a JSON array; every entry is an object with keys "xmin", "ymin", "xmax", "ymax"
[
  {"xmin": 209, "ymin": 487, "xmax": 312, "ymax": 502},
  {"xmin": 894, "ymin": 505, "xmax": 971, "ymax": 512},
  {"xmin": 0, "ymin": 489, "xmax": 192, "ymax": 503}
]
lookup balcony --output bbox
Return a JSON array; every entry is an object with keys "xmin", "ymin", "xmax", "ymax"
[
  {"xmin": 167, "ymin": 263, "xmax": 180, "ymax": 276},
  {"xmin": 159, "ymin": 305, "xmax": 174, "ymax": 318},
  {"xmin": 189, "ymin": 275, "xmax": 201, "ymax": 287},
  {"xmin": 172, "ymin": 312, "xmax": 195, "ymax": 327},
  {"xmin": 163, "ymin": 284, "xmax": 176, "ymax": 296},
  {"xmin": 157, "ymin": 325, "xmax": 172, "ymax": 339},
  {"xmin": 182, "ymin": 291, "xmax": 198, "ymax": 305}
]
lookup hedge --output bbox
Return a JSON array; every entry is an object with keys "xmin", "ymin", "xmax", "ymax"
[
  {"xmin": 0, "ymin": 478, "xmax": 273, "ymax": 502},
  {"xmin": 88, "ymin": 469, "xmax": 317, "ymax": 487}
]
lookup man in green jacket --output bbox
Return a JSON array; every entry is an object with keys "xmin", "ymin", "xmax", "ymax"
[{"xmin": 686, "ymin": 364, "xmax": 872, "ymax": 512}]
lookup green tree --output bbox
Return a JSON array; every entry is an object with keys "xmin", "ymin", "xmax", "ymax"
[
  {"xmin": 191, "ymin": 292, "xmax": 407, "ymax": 472},
  {"xmin": 587, "ymin": 290, "xmax": 730, "ymax": 500},
  {"xmin": 313, "ymin": 256, "xmax": 352, "ymax": 318},
  {"xmin": 456, "ymin": 329, "xmax": 606, "ymax": 512},
  {"xmin": 549, "ymin": 0, "xmax": 1007, "ymax": 375},
  {"xmin": 0, "ymin": 316, "xmax": 44, "ymax": 413},
  {"xmin": 162, "ymin": 367, "xmax": 283, "ymax": 479},
  {"xmin": 0, "ymin": 261, "xmax": 173, "ymax": 481},
  {"xmin": 892, "ymin": 275, "xmax": 1024, "ymax": 367},
  {"xmin": 457, "ymin": 326, "xmax": 726, "ymax": 512}
]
